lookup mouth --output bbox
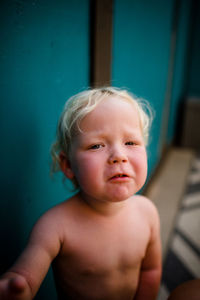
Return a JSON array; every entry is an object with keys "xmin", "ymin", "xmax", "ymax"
[{"xmin": 110, "ymin": 173, "xmax": 129, "ymax": 180}]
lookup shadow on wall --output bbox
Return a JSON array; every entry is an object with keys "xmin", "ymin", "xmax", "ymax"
[
  {"xmin": 180, "ymin": 98, "xmax": 200, "ymax": 150},
  {"xmin": 0, "ymin": 96, "xmax": 39, "ymax": 273}
]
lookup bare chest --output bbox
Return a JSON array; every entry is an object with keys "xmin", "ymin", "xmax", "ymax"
[
  {"xmin": 53, "ymin": 213, "xmax": 150, "ymax": 300},
  {"xmin": 55, "ymin": 216, "xmax": 150, "ymax": 278}
]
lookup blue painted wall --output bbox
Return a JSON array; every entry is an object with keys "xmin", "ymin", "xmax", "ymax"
[
  {"xmin": 0, "ymin": 1, "xmax": 89, "ymax": 299},
  {"xmin": 167, "ymin": 0, "xmax": 193, "ymax": 144},
  {"xmin": 0, "ymin": 0, "xmax": 199, "ymax": 298},
  {"xmin": 112, "ymin": 0, "xmax": 174, "ymax": 176},
  {"xmin": 187, "ymin": 0, "xmax": 200, "ymax": 97}
]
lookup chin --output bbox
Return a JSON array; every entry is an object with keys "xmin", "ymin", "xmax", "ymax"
[
  {"xmin": 106, "ymin": 191, "xmax": 135, "ymax": 203},
  {"xmin": 109, "ymin": 185, "xmax": 140, "ymax": 201}
]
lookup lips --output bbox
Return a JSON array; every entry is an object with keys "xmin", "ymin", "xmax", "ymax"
[
  {"xmin": 109, "ymin": 173, "xmax": 130, "ymax": 181},
  {"xmin": 111, "ymin": 174, "xmax": 128, "ymax": 179}
]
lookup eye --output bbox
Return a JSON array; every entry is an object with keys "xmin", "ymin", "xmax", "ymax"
[
  {"xmin": 89, "ymin": 144, "xmax": 104, "ymax": 150},
  {"xmin": 125, "ymin": 141, "xmax": 136, "ymax": 146}
]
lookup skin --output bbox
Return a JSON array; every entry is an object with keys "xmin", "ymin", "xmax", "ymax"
[{"xmin": 0, "ymin": 96, "xmax": 162, "ymax": 300}]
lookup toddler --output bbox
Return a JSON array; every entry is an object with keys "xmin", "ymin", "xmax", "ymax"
[{"xmin": 0, "ymin": 87, "xmax": 162, "ymax": 300}]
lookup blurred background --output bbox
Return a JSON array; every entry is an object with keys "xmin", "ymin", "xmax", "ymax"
[{"xmin": 0, "ymin": 0, "xmax": 199, "ymax": 299}]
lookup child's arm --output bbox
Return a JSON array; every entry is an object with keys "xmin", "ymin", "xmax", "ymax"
[
  {"xmin": 0, "ymin": 210, "xmax": 62, "ymax": 300},
  {"xmin": 134, "ymin": 200, "xmax": 162, "ymax": 300}
]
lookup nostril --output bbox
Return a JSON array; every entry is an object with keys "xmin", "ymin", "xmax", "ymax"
[
  {"xmin": 111, "ymin": 158, "xmax": 127, "ymax": 164},
  {"xmin": 108, "ymin": 152, "xmax": 127, "ymax": 164}
]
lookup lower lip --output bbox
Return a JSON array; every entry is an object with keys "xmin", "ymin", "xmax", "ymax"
[{"xmin": 109, "ymin": 176, "xmax": 130, "ymax": 182}]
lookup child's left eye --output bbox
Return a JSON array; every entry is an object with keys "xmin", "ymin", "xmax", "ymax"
[{"xmin": 125, "ymin": 141, "xmax": 135, "ymax": 146}]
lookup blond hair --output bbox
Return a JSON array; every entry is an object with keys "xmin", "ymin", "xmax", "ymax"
[{"xmin": 51, "ymin": 87, "xmax": 154, "ymax": 174}]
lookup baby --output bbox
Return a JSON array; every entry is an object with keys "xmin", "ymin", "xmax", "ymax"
[{"xmin": 0, "ymin": 87, "xmax": 162, "ymax": 300}]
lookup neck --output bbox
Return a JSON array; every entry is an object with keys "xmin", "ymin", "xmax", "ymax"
[{"xmin": 79, "ymin": 191, "xmax": 130, "ymax": 217}]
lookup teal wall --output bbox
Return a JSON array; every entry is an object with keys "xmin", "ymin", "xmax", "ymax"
[
  {"xmin": 112, "ymin": 0, "xmax": 174, "ymax": 176},
  {"xmin": 0, "ymin": 0, "xmax": 199, "ymax": 298},
  {"xmin": 0, "ymin": 1, "xmax": 89, "ymax": 299},
  {"xmin": 187, "ymin": 0, "xmax": 200, "ymax": 97},
  {"xmin": 167, "ymin": 0, "xmax": 193, "ymax": 144}
]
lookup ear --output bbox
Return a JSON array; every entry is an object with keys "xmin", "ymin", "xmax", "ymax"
[{"xmin": 59, "ymin": 151, "xmax": 74, "ymax": 179}]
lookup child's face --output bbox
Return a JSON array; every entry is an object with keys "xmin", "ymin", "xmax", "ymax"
[{"xmin": 67, "ymin": 96, "xmax": 147, "ymax": 203}]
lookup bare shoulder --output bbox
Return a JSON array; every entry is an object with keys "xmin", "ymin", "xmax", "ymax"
[
  {"xmin": 29, "ymin": 196, "xmax": 78, "ymax": 245},
  {"xmin": 130, "ymin": 195, "xmax": 161, "ymax": 249},
  {"xmin": 130, "ymin": 195, "xmax": 160, "ymax": 224},
  {"xmin": 131, "ymin": 194, "xmax": 158, "ymax": 211}
]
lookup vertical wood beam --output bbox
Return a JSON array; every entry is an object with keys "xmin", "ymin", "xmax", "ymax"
[{"xmin": 90, "ymin": 0, "xmax": 113, "ymax": 87}]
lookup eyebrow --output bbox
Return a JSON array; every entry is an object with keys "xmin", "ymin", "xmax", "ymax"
[{"xmin": 79, "ymin": 127, "xmax": 143, "ymax": 141}]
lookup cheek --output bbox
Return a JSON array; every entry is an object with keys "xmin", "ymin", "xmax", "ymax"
[
  {"xmin": 131, "ymin": 149, "xmax": 147, "ymax": 175},
  {"xmin": 71, "ymin": 154, "xmax": 102, "ymax": 184}
]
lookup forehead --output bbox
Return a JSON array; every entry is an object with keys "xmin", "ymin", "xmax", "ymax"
[{"xmin": 79, "ymin": 96, "xmax": 141, "ymax": 132}]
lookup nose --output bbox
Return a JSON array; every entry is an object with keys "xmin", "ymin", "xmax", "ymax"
[{"xmin": 108, "ymin": 146, "xmax": 128, "ymax": 164}]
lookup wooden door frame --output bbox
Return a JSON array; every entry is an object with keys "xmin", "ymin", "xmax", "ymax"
[{"xmin": 90, "ymin": 0, "xmax": 113, "ymax": 87}]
